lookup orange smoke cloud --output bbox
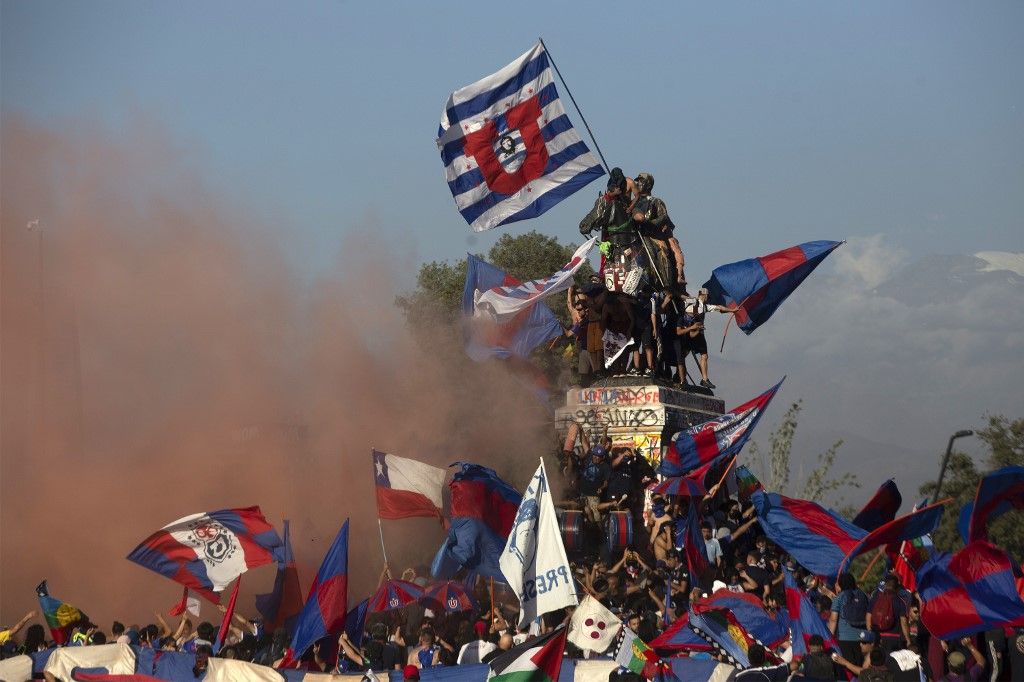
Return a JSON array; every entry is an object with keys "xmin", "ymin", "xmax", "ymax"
[{"xmin": 0, "ymin": 116, "xmax": 552, "ymax": 628}]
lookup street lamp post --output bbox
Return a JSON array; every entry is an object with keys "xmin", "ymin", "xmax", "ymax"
[{"xmin": 932, "ymin": 430, "xmax": 975, "ymax": 504}]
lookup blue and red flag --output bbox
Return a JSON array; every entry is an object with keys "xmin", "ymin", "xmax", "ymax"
[
  {"xmin": 36, "ymin": 581, "xmax": 91, "ymax": 645},
  {"xmin": 958, "ymin": 466, "xmax": 1024, "ymax": 544},
  {"xmin": 438, "ymin": 42, "xmax": 604, "ymax": 233},
  {"xmin": 853, "ymin": 479, "xmax": 902, "ymax": 532},
  {"xmin": 255, "ymin": 519, "xmax": 304, "ymax": 633},
  {"xmin": 649, "ymin": 475, "xmax": 706, "ymax": 498},
  {"xmin": 335, "ymin": 597, "xmax": 370, "ymax": 672},
  {"xmin": 677, "ymin": 502, "xmax": 711, "ymax": 585},
  {"xmin": 286, "ymin": 519, "xmax": 349, "ymax": 661},
  {"xmin": 698, "ymin": 591, "xmax": 788, "ymax": 649},
  {"xmin": 368, "ymin": 579, "xmax": 425, "ymax": 613},
  {"xmin": 782, "ymin": 567, "xmax": 836, "ymax": 657},
  {"xmin": 659, "ymin": 379, "xmax": 784, "ymax": 477},
  {"xmin": 423, "ymin": 580, "xmax": 477, "ymax": 613},
  {"xmin": 431, "ymin": 463, "xmax": 522, "ymax": 580},
  {"xmin": 126, "ymin": 506, "xmax": 284, "ymax": 604},
  {"xmin": 916, "ymin": 540, "xmax": 1024, "ymax": 639},
  {"xmin": 703, "ymin": 240, "xmax": 842, "ymax": 335},
  {"xmin": 752, "ymin": 490, "xmax": 866, "ymax": 578},
  {"xmin": 463, "ymin": 254, "xmax": 564, "ymax": 362},
  {"xmin": 687, "ymin": 605, "xmax": 782, "ymax": 669},
  {"xmin": 838, "ymin": 500, "xmax": 947, "ymax": 574},
  {"xmin": 649, "ymin": 611, "xmax": 714, "ymax": 653}
]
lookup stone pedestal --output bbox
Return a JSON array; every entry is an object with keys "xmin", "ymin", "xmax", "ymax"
[{"xmin": 555, "ymin": 377, "xmax": 725, "ymax": 462}]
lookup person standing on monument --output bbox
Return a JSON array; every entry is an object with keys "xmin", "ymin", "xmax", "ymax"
[
  {"xmin": 630, "ymin": 172, "xmax": 686, "ymax": 291},
  {"xmin": 676, "ymin": 288, "xmax": 736, "ymax": 390}
]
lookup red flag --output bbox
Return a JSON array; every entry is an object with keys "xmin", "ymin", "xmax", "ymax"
[
  {"xmin": 215, "ymin": 577, "xmax": 241, "ymax": 650},
  {"xmin": 169, "ymin": 587, "xmax": 189, "ymax": 617}
]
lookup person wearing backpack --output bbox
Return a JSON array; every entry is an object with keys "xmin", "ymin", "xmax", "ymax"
[
  {"xmin": 867, "ymin": 575, "xmax": 910, "ymax": 654},
  {"xmin": 829, "ymin": 572, "xmax": 869, "ymax": 664}
]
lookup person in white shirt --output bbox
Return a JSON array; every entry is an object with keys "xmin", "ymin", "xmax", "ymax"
[
  {"xmin": 456, "ymin": 621, "xmax": 497, "ymax": 665},
  {"xmin": 676, "ymin": 288, "xmax": 736, "ymax": 390}
]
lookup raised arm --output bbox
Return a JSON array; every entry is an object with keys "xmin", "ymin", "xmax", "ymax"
[{"xmin": 6, "ymin": 611, "xmax": 36, "ymax": 638}]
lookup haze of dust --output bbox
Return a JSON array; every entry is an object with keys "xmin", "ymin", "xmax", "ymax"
[{"xmin": 0, "ymin": 117, "xmax": 554, "ymax": 627}]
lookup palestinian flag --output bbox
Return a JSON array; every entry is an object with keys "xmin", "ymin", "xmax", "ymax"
[
  {"xmin": 36, "ymin": 580, "xmax": 91, "ymax": 645},
  {"xmin": 488, "ymin": 627, "xmax": 567, "ymax": 682},
  {"xmin": 614, "ymin": 626, "xmax": 659, "ymax": 678}
]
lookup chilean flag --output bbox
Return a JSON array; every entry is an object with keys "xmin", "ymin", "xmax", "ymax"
[
  {"xmin": 659, "ymin": 379, "xmax": 784, "ymax": 477},
  {"xmin": 127, "ymin": 507, "xmax": 284, "ymax": 603},
  {"xmin": 373, "ymin": 450, "xmax": 446, "ymax": 521},
  {"xmin": 703, "ymin": 240, "xmax": 842, "ymax": 334},
  {"xmin": 286, "ymin": 519, "xmax": 349, "ymax": 661}
]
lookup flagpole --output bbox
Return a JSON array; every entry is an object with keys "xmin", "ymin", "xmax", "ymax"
[
  {"xmin": 538, "ymin": 37, "xmax": 610, "ymax": 173},
  {"xmin": 372, "ymin": 448, "xmax": 390, "ymax": 568}
]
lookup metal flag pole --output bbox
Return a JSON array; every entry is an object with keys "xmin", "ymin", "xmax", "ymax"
[
  {"xmin": 371, "ymin": 448, "xmax": 390, "ymax": 567},
  {"xmin": 538, "ymin": 37, "xmax": 611, "ymax": 173}
]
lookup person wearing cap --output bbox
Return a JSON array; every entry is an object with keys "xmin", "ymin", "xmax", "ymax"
[
  {"xmin": 830, "ymin": 630, "xmax": 875, "ymax": 678},
  {"xmin": 456, "ymin": 621, "xmax": 496, "ymax": 665},
  {"xmin": 403, "ymin": 664, "xmax": 421, "ymax": 681},
  {"xmin": 676, "ymin": 288, "xmax": 736, "ymax": 390},
  {"xmin": 938, "ymin": 637, "xmax": 985, "ymax": 682},
  {"xmin": 630, "ymin": 172, "xmax": 686, "ymax": 291}
]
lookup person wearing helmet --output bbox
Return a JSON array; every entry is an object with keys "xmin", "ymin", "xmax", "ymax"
[{"xmin": 631, "ymin": 172, "xmax": 687, "ymax": 292}]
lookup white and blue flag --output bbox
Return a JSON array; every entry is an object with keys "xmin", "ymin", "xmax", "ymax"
[
  {"xmin": 500, "ymin": 458, "xmax": 578, "ymax": 627},
  {"xmin": 438, "ymin": 42, "xmax": 605, "ymax": 232}
]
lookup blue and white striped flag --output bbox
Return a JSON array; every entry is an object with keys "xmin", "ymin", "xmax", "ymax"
[{"xmin": 437, "ymin": 42, "xmax": 605, "ymax": 232}]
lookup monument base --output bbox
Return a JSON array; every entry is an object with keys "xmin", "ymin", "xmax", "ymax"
[{"xmin": 555, "ymin": 376, "xmax": 725, "ymax": 462}]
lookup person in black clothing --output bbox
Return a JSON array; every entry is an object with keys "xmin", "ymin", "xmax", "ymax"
[
  {"xmin": 740, "ymin": 551, "xmax": 770, "ymax": 600},
  {"xmin": 736, "ymin": 643, "xmax": 793, "ymax": 681}
]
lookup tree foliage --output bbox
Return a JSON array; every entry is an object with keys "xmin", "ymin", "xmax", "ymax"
[
  {"xmin": 395, "ymin": 230, "xmax": 594, "ymax": 335},
  {"xmin": 747, "ymin": 400, "xmax": 859, "ymax": 504},
  {"xmin": 918, "ymin": 415, "xmax": 1024, "ymax": 561}
]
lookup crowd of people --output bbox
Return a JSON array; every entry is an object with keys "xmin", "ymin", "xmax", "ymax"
[
  {"xmin": 3, "ymin": 431, "xmax": 1021, "ymax": 682},
  {"xmin": 570, "ymin": 168, "xmax": 734, "ymax": 391}
]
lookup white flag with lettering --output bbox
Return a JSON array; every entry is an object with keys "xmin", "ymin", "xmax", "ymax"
[{"xmin": 500, "ymin": 458, "xmax": 578, "ymax": 627}]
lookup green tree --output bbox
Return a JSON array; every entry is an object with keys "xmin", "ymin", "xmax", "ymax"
[
  {"xmin": 395, "ymin": 230, "xmax": 593, "ymax": 330},
  {"xmin": 747, "ymin": 400, "xmax": 859, "ymax": 504},
  {"xmin": 919, "ymin": 415, "xmax": 1024, "ymax": 561}
]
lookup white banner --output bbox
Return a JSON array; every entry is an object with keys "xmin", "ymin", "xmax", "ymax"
[
  {"xmin": 602, "ymin": 329, "xmax": 633, "ymax": 368},
  {"xmin": 500, "ymin": 458, "xmax": 578, "ymax": 627},
  {"xmin": 474, "ymin": 238, "xmax": 597, "ymax": 323}
]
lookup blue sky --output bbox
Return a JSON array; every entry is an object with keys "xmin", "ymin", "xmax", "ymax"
[{"xmin": 4, "ymin": 1, "xmax": 1022, "ymax": 283}]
